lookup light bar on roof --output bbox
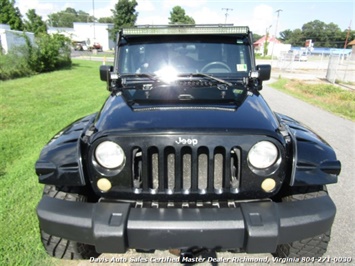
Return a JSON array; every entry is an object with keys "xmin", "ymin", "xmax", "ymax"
[{"xmin": 122, "ymin": 26, "xmax": 249, "ymax": 35}]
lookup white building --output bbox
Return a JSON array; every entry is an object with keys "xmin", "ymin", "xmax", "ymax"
[
  {"xmin": 73, "ymin": 22, "xmax": 114, "ymax": 51},
  {"xmin": 48, "ymin": 22, "xmax": 115, "ymax": 51},
  {"xmin": 0, "ymin": 24, "xmax": 35, "ymax": 54},
  {"xmin": 47, "ymin": 26, "xmax": 75, "ymax": 39},
  {"xmin": 1, "ymin": 22, "xmax": 114, "ymax": 54},
  {"xmin": 253, "ymin": 35, "xmax": 291, "ymax": 57}
]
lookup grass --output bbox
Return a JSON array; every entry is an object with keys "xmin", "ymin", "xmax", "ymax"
[
  {"xmin": 0, "ymin": 60, "xmax": 108, "ymax": 265},
  {"xmin": 335, "ymin": 79, "xmax": 355, "ymax": 86},
  {"xmin": 270, "ymin": 78, "xmax": 355, "ymax": 121}
]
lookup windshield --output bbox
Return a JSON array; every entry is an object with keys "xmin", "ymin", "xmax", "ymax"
[
  {"xmin": 116, "ymin": 36, "xmax": 251, "ymax": 106},
  {"xmin": 118, "ymin": 38, "xmax": 251, "ymax": 77}
]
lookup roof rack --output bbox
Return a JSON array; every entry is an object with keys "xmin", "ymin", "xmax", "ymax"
[
  {"xmin": 122, "ymin": 25, "xmax": 250, "ymax": 35},
  {"xmin": 134, "ymin": 24, "xmax": 235, "ymax": 28}
]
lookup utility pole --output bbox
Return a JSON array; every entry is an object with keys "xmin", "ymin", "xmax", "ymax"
[
  {"xmin": 264, "ymin": 25, "xmax": 272, "ymax": 56},
  {"xmin": 222, "ymin": 8, "xmax": 233, "ymax": 24},
  {"xmin": 271, "ymin": 9, "xmax": 282, "ymax": 64},
  {"xmin": 92, "ymin": 0, "xmax": 96, "ymax": 40},
  {"xmin": 342, "ymin": 20, "xmax": 352, "ymax": 62},
  {"xmin": 344, "ymin": 20, "xmax": 352, "ymax": 49}
]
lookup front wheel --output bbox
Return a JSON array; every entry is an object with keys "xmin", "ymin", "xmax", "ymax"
[
  {"xmin": 273, "ymin": 186, "xmax": 331, "ymax": 258},
  {"xmin": 39, "ymin": 185, "xmax": 100, "ymax": 260}
]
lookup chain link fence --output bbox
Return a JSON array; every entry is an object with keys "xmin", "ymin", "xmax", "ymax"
[
  {"xmin": 276, "ymin": 51, "xmax": 296, "ymax": 72},
  {"xmin": 326, "ymin": 52, "xmax": 355, "ymax": 84},
  {"xmin": 269, "ymin": 50, "xmax": 354, "ymax": 85},
  {"xmin": 71, "ymin": 49, "xmax": 114, "ymax": 64},
  {"xmin": 274, "ymin": 51, "xmax": 329, "ymax": 72}
]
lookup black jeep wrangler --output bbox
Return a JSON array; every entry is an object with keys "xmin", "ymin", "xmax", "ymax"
[{"xmin": 36, "ymin": 25, "xmax": 341, "ymax": 260}]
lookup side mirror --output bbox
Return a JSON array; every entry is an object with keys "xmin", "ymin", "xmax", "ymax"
[
  {"xmin": 100, "ymin": 65, "xmax": 113, "ymax": 82},
  {"xmin": 256, "ymin": 64, "xmax": 271, "ymax": 81}
]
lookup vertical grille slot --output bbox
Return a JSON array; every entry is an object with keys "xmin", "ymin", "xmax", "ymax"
[
  {"xmin": 190, "ymin": 148, "xmax": 198, "ymax": 191},
  {"xmin": 132, "ymin": 148, "xmax": 142, "ymax": 191},
  {"xmin": 182, "ymin": 147, "xmax": 191, "ymax": 192},
  {"xmin": 165, "ymin": 147, "xmax": 175, "ymax": 192},
  {"xmin": 214, "ymin": 147, "xmax": 225, "ymax": 193},
  {"xmin": 131, "ymin": 144, "xmax": 241, "ymax": 195},
  {"xmin": 198, "ymin": 147, "xmax": 208, "ymax": 192},
  {"xmin": 174, "ymin": 148, "xmax": 182, "ymax": 191},
  {"xmin": 230, "ymin": 147, "xmax": 241, "ymax": 193},
  {"xmin": 148, "ymin": 147, "xmax": 159, "ymax": 191}
]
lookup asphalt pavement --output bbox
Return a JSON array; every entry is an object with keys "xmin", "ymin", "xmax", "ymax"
[{"xmin": 262, "ymin": 82, "xmax": 355, "ymax": 260}]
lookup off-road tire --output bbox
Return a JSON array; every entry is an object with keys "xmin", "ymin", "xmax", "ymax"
[
  {"xmin": 40, "ymin": 185, "xmax": 100, "ymax": 260},
  {"xmin": 273, "ymin": 186, "xmax": 331, "ymax": 258}
]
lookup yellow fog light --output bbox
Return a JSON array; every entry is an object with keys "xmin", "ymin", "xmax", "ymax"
[
  {"xmin": 97, "ymin": 178, "xmax": 112, "ymax": 192},
  {"xmin": 261, "ymin": 178, "xmax": 276, "ymax": 193}
]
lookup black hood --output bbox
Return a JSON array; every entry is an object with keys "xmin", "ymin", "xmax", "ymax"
[{"xmin": 93, "ymin": 93, "xmax": 280, "ymax": 136}]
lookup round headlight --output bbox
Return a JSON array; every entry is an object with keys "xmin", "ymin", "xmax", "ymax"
[
  {"xmin": 248, "ymin": 141, "xmax": 278, "ymax": 169},
  {"xmin": 95, "ymin": 141, "xmax": 125, "ymax": 169}
]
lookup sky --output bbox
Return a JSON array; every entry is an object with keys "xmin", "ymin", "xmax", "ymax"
[{"xmin": 14, "ymin": 0, "xmax": 355, "ymax": 36}]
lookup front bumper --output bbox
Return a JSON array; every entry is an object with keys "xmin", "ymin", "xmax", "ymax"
[{"xmin": 37, "ymin": 195, "xmax": 336, "ymax": 254}]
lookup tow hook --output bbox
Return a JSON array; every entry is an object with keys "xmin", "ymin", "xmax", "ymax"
[{"xmin": 176, "ymin": 248, "xmax": 218, "ymax": 265}]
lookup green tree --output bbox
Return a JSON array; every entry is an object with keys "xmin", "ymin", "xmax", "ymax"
[
  {"xmin": 77, "ymin": 10, "xmax": 95, "ymax": 22},
  {"xmin": 169, "ymin": 6, "xmax": 195, "ymax": 25},
  {"xmin": 290, "ymin": 29, "xmax": 304, "ymax": 46},
  {"xmin": 252, "ymin": 33, "xmax": 262, "ymax": 42},
  {"xmin": 109, "ymin": 0, "xmax": 138, "ymax": 40},
  {"xmin": 24, "ymin": 9, "xmax": 47, "ymax": 35},
  {"xmin": 302, "ymin": 20, "xmax": 330, "ymax": 47},
  {"xmin": 0, "ymin": 0, "xmax": 24, "ymax": 30},
  {"xmin": 98, "ymin": 17, "xmax": 114, "ymax": 23},
  {"xmin": 280, "ymin": 20, "xmax": 347, "ymax": 48},
  {"xmin": 263, "ymin": 29, "xmax": 271, "ymax": 56},
  {"xmin": 48, "ymin": 7, "xmax": 94, "ymax": 27},
  {"xmin": 25, "ymin": 33, "xmax": 72, "ymax": 73},
  {"xmin": 279, "ymin": 29, "xmax": 293, "ymax": 43},
  {"xmin": 0, "ymin": 32, "xmax": 72, "ymax": 79},
  {"xmin": 280, "ymin": 28, "xmax": 304, "ymax": 46}
]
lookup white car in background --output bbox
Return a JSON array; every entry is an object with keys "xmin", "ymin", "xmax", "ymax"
[{"xmin": 295, "ymin": 52, "xmax": 308, "ymax": 62}]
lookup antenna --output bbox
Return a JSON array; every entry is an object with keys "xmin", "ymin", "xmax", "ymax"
[{"xmin": 222, "ymin": 8, "xmax": 233, "ymax": 24}]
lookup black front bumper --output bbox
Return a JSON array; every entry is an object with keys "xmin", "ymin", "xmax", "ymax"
[{"xmin": 37, "ymin": 195, "xmax": 336, "ymax": 254}]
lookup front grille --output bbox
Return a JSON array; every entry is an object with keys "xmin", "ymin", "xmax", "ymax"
[{"xmin": 131, "ymin": 146, "xmax": 241, "ymax": 195}]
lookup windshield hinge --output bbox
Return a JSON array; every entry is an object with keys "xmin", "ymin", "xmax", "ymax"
[
  {"xmin": 143, "ymin": 84, "xmax": 153, "ymax": 90},
  {"xmin": 110, "ymin": 72, "xmax": 119, "ymax": 80},
  {"xmin": 217, "ymin": 84, "xmax": 228, "ymax": 91}
]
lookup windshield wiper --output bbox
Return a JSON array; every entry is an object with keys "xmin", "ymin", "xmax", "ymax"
[
  {"xmin": 179, "ymin": 73, "xmax": 233, "ymax": 87},
  {"xmin": 118, "ymin": 73, "xmax": 235, "ymax": 91},
  {"xmin": 119, "ymin": 73, "xmax": 160, "ymax": 83}
]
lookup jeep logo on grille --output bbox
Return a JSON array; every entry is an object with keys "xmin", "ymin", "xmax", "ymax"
[{"xmin": 175, "ymin": 137, "xmax": 198, "ymax": 146}]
